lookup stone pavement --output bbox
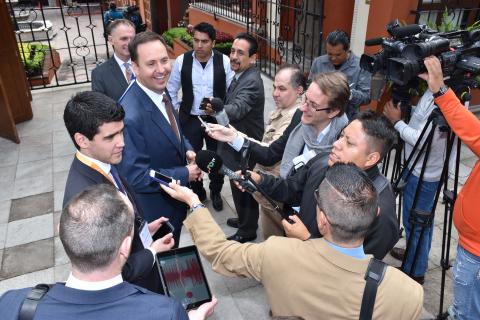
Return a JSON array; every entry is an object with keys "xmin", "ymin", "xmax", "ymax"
[{"xmin": 0, "ymin": 78, "xmax": 477, "ymax": 319}]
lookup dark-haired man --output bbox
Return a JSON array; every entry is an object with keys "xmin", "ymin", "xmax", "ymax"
[
  {"xmin": 206, "ymin": 32, "xmax": 265, "ymax": 243},
  {"xmin": 167, "ymin": 22, "xmax": 234, "ymax": 210},
  {"xmin": 309, "ymin": 30, "xmax": 371, "ymax": 119},
  {"xmin": 162, "ymin": 163, "xmax": 423, "ymax": 319},
  {"xmin": 62, "ymin": 91, "xmax": 173, "ymax": 292},
  {"xmin": 246, "ymin": 111, "xmax": 399, "ymax": 259},
  {"xmin": 92, "ymin": 19, "xmax": 136, "ymax": 101},
  {"xmin": 118, "ymin": 32, "xmax": 202, "ymax": 244},
  {"xmin": 0, "ymin": 184, "xmax": 217, "ymax": 320}
]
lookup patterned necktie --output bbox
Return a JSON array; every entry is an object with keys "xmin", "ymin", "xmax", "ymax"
[
  {"xmin": 124, "ymin": 62, "xmax": 134, "ymax": 83},
  {"xmin": 228, "ymin": 77, "xmax": 238, "ymax": 94},
  {"xmin": 163, "ymin": 94, "xmax": 181, "ymax": 141},
  {"xmin": 110, "ymin": 166, "xmax": 126, "ymax": 195}
]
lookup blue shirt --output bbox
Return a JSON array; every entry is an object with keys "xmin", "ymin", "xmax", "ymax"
[{"xmin": 325, "ymin": 239, "xmax": 366, "ymax": 260}]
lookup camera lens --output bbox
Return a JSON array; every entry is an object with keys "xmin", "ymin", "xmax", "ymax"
[
  {"xmin": 387, "ymin": 58, "xmax": 421, "ymax": 86},
  {"xmin": 412, "ymin": 38, "xmax": 450, "ymax": 58}
]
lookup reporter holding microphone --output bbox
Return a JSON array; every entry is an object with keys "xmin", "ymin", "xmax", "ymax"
[{"xmin": 421, "ymin": 56, "xmax": 480, "ymax": 320}]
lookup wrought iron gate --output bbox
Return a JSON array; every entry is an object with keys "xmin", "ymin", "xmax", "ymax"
[
  {"xmin": 247, "ymin": 0, "xmax": 325, "ymax": 78},
  {"xmin": 7, "ymin": 0, "xmax": 110, "ymax": 90}
]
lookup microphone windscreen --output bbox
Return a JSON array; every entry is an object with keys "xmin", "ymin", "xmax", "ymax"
[
  {"xmin": 390, "ymin": 24, "xmax": 421, "ymax": 39},
  {"xmin": 196, "ymin": 150, "xmax": 223, "ymax": 173},
  {"xmin": 211, "ymin": 98, "xmax": 224, "ymax": 112},
  {"xmin": 364, "ymin": 37, "xmax": 384, "ymax": 46}
]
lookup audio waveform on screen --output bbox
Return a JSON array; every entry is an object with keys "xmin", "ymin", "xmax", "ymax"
[{"xmin": 163, "ymin": 257, "xmax": 205, "ymax": 289}]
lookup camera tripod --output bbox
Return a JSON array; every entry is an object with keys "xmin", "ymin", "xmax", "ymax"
[{"xmin": 383, "ymin": 84, "xmax": 473, "ymax": 319}]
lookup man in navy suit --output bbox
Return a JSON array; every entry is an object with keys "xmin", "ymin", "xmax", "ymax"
[
  {"xmin": 92, "ymin": 19, "xmax": 136, "ymax": 101},
  {"xmin": 61, "ymin": 91, "xmax": 174, "ymax": 293},
  {"xmin": 118, "ymin": 32, "xmax": 202, "ymax": 244},
  {"xmin": 0, "ymin": 184, "xmax": 217, "ymax": 320}
]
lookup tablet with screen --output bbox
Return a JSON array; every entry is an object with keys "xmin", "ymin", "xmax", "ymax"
[{"xmin": 156, "ymin": 245, "xmax": 212, "ymax": 310}]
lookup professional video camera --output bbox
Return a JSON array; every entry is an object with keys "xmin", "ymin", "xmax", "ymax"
[{"xmin": 361, "ymin": 19, "xmax": 480, "ymax": 87}]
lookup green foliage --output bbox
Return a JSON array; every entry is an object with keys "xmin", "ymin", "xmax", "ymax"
[
  {"xmin": 438, "ymin": 8, "xmax": 456, "ymax": 32},
  {"xmin": 162, "ymin": 27, "xmax": 188, "ymax": 47},
  {"xmin": 17, "ymin": 43, "xmax": 48, "ymax": 76},
  {"xmin": 214, "ymin": 42, "xmax": 232, "ymax": 56},
  {"xmin": 181, "ymin": 32, "xmax": 193, "ymax": 47}
]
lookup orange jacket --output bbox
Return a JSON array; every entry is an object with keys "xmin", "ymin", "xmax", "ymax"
[{"xmin": 435, "ymin": 89, "xmax": 480, "ymax": 256}]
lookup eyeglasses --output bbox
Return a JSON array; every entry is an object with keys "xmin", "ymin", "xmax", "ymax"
[{"xmin": 301, "ymin": 95, "xmax": 331, "ymax": 112}]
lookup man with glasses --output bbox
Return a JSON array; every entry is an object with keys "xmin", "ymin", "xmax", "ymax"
[
  {"xmin": 160, "ymin": 163, "xmax": 423, "ymax": 319},
  {"xmin": 206, "ymin": 72, "xmax": 349, "ymax": 236},
  {"xmin": 244, "ymin": 111, "xmax": 399, "ymax": 260}
]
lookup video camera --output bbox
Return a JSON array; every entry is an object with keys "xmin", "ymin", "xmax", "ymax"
[{"xmin": 360, "ymin": 19, "xmax": 480, "ymax": 87}]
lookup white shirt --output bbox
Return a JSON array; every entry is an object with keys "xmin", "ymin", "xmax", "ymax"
[
  {"xmin": 78, "ymin": 152, "xmax": 118, "ymax": 188},
  {"xmin": 136, "ymin": 80, "xmax": 171, "ymax": 124},
  {"xmin": 113, "ymin": 53, "xmax": 135, "ymax": 81},
  {"xmin": 167, "ymin": 51, "xmax": 234, "ymax": 115},
  {"xmin": 66, "ymin": 273, "xmax": 123, "ymax": 291}
]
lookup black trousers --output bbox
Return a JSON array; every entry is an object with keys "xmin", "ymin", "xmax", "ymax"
[
  {"xmin": 230, "ymin": 180, "xmax": 259, "ymax": 237},
  {"xmin": 179, "ymin": 113, "xmax": 224, "ymax": 194}
]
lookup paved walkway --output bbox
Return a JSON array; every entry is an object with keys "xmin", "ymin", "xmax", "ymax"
[{"xmin": 0, "ymin": 79, "xmax": 477, "ymax": 319}]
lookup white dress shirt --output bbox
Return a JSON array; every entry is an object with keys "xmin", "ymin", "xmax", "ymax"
[
  {"xmin": 136, "ymin": 81, "xmax": 171, "ymax": 124},
  {"xmin": 66, "ymin": 273, "xmax": 123, "ymax": 291},
  {"xmin": 167, "ymin": 51, "xmax": 234, "ymax": 115},
  {"xmin": 113, "ymin": 53, "xmax": 135, "ymax": 81}
]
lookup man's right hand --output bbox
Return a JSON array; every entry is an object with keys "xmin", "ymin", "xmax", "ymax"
[
  {"xmin": 419, "ymin": 56, "xmax": 445, "ymax": 93},
  {"xmin": 186, "ymin": 163, "xmax": 203, "ymax": 182},
  {"xmin": 205, "ymin": 124, "xmax": 237, "ymax": 143},
  {"xmin": 150, "ymin": 233, "xmax": 174, "ymax": 254},
  {"xmin": 232, "ymin": 170, "xmax": 261, "ymax": 192}
]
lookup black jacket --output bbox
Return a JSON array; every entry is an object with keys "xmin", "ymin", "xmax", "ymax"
[
  {"xmin": 63, "ymin": 157, "xmax": 162, "ymax": 293},
  {"xmin": 258, "ymin": 154, "xmax": 399, "ymax": 259},
  {"xmin": 248, "ymin": 109, "xmax": 302, "ymax": 167}
]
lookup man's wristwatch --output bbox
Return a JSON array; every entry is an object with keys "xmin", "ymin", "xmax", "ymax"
[
  {"xmin": 433, "ymin": 85, "xmax": 449, "ymax": 98},
  {"xmin": 189, "ymin": 203, "xmax": 206, "ymax": 213}
]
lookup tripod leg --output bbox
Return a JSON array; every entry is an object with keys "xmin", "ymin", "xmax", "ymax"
[{"xmin": 401, "ymin": 173, "xmax": 438, "ymax": 279}]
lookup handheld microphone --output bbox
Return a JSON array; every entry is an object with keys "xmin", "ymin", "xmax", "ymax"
[
  {"xmin": 196, "ymin": 150, "xmax": 256, "ymax": 192},
  {"xmin": 196, "ymin": 150, "xmax": 295, "ymax": 224},
  {"xmin": 390, "ymin": 24, "xmax": 422, "ymax": 39},
  {"xmin": 210, "ymin": 97, "xmax": 230, "ymax": 127}
]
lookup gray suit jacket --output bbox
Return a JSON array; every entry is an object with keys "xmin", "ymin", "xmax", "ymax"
[
  {"xmin": 221, "ymin": 66, "xmax": 265, "ymax": 169},
  {"xmin": 91, "ymin": 57, "xmax": 128, "ymax": 102}
]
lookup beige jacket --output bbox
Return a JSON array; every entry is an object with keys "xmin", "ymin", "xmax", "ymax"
[{"xmin": 185, "ymin": 208, "xmax": 424, "ymax": 320}]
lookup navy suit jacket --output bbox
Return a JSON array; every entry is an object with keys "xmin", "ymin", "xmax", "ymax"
[
  {"xmin": 0, "ymin": 282, "xmax": 188, "ymax": 320},
  {"xmin": 91, "ymin": 57, "xmax": 128, "ymax": 102},
  {"xmin": 118, "ymin": 81, "xmax": 192, "ymax": 234},
  {"xmin": 63, "ymin": 157, "xmax": 161, "ymax": 292}
]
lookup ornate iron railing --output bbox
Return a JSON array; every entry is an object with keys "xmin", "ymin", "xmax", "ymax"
[
  {"xmin": 7, "ymin": 0, "xmax": 110, "ymax": 89},
  {"xmin": 190, "ymin": 0, "xmax": 325, "ymax": 78}
]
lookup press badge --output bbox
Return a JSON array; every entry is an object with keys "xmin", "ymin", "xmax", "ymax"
[{"xmin": 139, "ymin": 220, "xmax": 153, "ymax": 248}]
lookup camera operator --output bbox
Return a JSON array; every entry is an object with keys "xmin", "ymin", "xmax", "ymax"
[
  {"xmin": 309, "ymin": 30, "xmax": 371, "ymax": 119},
  {"xmin": 421, "ymin": 55, "xmax": 480, "ymax": 319},
  {"xmin": 383, "ymin": 89, "xmax": 448, "ymax": 285}
]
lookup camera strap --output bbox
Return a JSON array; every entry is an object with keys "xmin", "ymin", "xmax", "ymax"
[
  {"xmin": 19, "ymin": 283, "xmax": 53, "ymax": 320},
  {"xmin": 359, "ymin": 258, "xmax": 387, "ymax": 320}
]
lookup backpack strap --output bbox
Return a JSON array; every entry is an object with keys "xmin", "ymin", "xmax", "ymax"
[
  {"xmin": 359, "ymin": 258, "xmax": 387, "ymax": 320},
  {"xmin": 18, "ymin": 283, "xmax": 53, "ymax": 320}
]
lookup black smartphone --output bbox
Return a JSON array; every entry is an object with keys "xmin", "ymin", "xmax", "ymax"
[
  {"xmin": 199, "ymin": 97, "xmax": 210, "ymax": 110},
  {"xmin": 149, "ymin": 169, "xmax": 173, "ymax": 186},
  {"xmin": 152, "ymin": 221, "xmax": 175, "ymax": 241}
]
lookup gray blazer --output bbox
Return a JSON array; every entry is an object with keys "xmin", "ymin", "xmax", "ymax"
[
  {"xmin": 91, "ymin": 57, "xmax": 128, "ymax": 102},
  {"xmin": 220, "ymin": 65, "xmax": 265, "ymax": 169},
  {"xmin": 224, "ymin": 66, "xmax": 265, "ymax": 142}
]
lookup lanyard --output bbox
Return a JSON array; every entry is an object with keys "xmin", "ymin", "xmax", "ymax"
[{"xmin": 75, "ymin": 152, "xmax": 114, "ymax": 184}]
